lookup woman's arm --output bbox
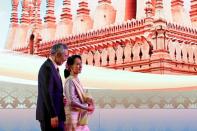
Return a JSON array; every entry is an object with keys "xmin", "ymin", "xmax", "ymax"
[{"xmin": 68, "ymin": 79, "xmax": 89, "ymax": 110}]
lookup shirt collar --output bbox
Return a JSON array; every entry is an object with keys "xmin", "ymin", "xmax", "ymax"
[{"xmin": 49, "ymin": 57, "xmax": 58, "ymax": 69}]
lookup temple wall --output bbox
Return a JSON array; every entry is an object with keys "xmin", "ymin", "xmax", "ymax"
[
  {"xmin": 172, "ymin": 5, "xmax": 191, "ymax": 25},
  {"xmin": 72, "ymin": 15, "xmax": 93, "ymax": 34},
  {"xmin": 93, "ymin": 3, "xmax": 116, "ymax": 29},
  {"xmin": 136, "ymin": 0, "xmax": 146, "ymax": 19},
  {"xmin": 55, "ymin": 20, "xmax": 73, "ymax": 39},
  {"xmin": 163, "ymin": 0, "xmax": 173, "ymax": 21},
  {"xmin": 7, "ymin": 0, "xmax": 197, "ymax": 75},
  {"xmin": 41, "ymin": 23, "xmax": 56, "ymax": 42},
  {"xmin": 12, "ymin": 25, "xmax": 29, "ymax": 49},
  {"xmin": 113, "ymin": 0, "xmax": 125, "ymax": 23},
  {"xmin": 5, "ymin": 24, "xmax": 18, "ymax": 49}
]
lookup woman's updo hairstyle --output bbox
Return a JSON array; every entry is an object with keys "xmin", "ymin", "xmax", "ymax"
[{"xmin": 64, "ymin": 55, "xmax": 82, "ymax": 78}]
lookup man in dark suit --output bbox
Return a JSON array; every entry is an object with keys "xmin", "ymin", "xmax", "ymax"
[{"xmin": 36, "ymin": 43, "xmax": 69, "ymax": 131}]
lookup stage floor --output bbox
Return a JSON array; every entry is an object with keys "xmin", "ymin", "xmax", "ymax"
[{"xmin": 0, "ymin": 109, "xmax": 197, "ymax": 131}]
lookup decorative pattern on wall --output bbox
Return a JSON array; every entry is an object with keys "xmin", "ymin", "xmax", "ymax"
[
  {"xmin": 0, "ymin": 82, "xmax": 197, "ymax": 109},
  {"xmin": 0, "ymin": 82, "xmax": 37, "ymax": 109}
]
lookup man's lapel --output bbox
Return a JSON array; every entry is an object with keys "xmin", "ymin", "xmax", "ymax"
[{"xmin": 47, "ymin": 59, "xmax": 63, "ymax": 87}]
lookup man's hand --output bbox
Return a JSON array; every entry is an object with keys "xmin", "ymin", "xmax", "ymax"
[{"xmin": 51, "ymin": 116, "xmax": 58, "ymax": 128}]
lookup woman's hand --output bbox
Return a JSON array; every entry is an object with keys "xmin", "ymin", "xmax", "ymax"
[
  {"xmin": 87, "ymin": 105, "xmax": 94, "ymax": 112},
  {"xmin": 63, "ymin": 97, "xmax": 67, "ymax": 106},
  {"xmin": 85, "ymin": 95, "xmax": 95, "ymax": 113}
]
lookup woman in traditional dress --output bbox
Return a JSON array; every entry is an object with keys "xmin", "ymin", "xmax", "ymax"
[{"xmin": 63, "ymin": 55, "xmax": 94, "ymax": 131}]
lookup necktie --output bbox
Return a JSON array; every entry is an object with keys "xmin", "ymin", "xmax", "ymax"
[
  {"xmin": 57, "ymin": 68, "xmax": 63, "ymax": 86},
  {"xmin": 57, "ymin": 68, "xmax": 61, "ymax": 78}
]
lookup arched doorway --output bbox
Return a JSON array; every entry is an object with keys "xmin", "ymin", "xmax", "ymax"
[
  {"xmin": 125, "ymin": 0, "xmax": 156, "ymax": 20},
  {"xmin": 29, "ymin": 34, "xmax": 34, "ymax": 54},
  {"xmin": 151, "ymin": 0, "xmax": 156, "ymax": 16},
  {"xmin": 125, "ymin": 0, "xmax": 137, "ymax": 20}
]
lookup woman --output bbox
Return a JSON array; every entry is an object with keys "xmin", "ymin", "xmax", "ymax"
[{"xmin": 64, "ymin": 55, "xmax": 94, "ymax": 131}]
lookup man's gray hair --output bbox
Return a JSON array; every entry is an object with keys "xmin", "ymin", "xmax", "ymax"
[{"xmin": 50, "ymin": 43, "xmax": 68, "ymax": 55}]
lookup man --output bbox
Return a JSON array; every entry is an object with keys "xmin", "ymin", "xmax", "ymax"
[{"xmin": 36, "ymin": 43, "xmax": 68, "ymax": 131}]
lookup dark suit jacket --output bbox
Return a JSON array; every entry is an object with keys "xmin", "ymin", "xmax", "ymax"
[{"xmin": 36, "ymin": 58, "xmax": 65, "ymax": 121}]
